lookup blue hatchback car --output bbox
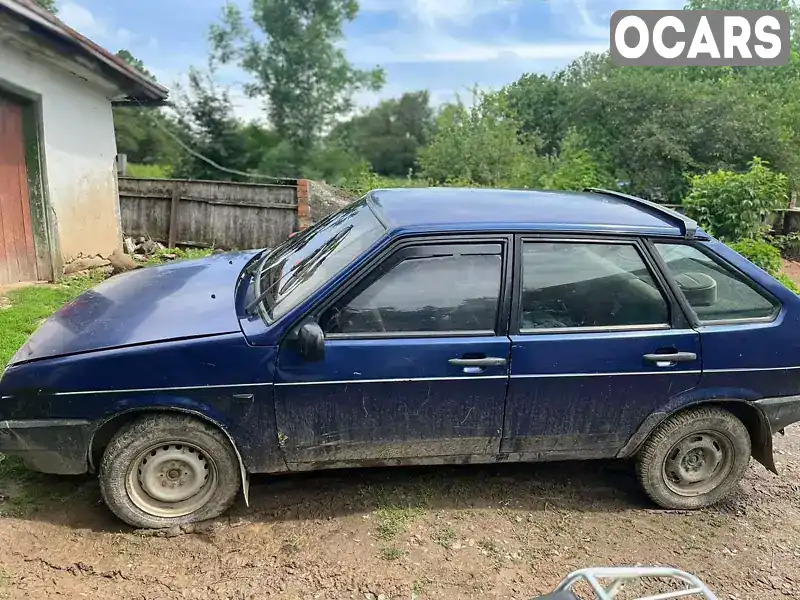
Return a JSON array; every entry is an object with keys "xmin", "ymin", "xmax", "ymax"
[{"xmin": 2, "ymin": 187, "xmax": 799, "ymax": 528}]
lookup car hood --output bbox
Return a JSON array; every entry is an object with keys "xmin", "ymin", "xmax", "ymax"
[{"xmin": 10, "ymin": 250, "xmax": 261, "ymax": 364}]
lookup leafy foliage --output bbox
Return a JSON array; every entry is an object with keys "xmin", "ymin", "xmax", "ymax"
[
  {"xmin": 540, "ymin": 129, "xmax": 613, "ymax": 191},
  {"xmin": 210, "ymin": 0, "xmax": 384, "ymax": 151},
  {"xmin": 127, "ymin": 163, "xmax": 173, "ymax": 179},
  {"xmin": 330, "ymin": 92, "xmax": 434, "ymax": 177},
  {"xmin": 419, "ymin": 90, "xmax": 544, "ymax": 188},
  {"xmin": 113, "ymin": 51, "xmax": 181, "ymax": 167},
  {"xmin": 684, "ymin": 158, "xmax": 789, "ymax": 241},
  {"xmin": 728, "ymin": 239, "xmax": 783, "ymax": 275},
  {"xmin": 35, "ymin": 0, "xmax": 56, "ymax": 13},
  {"xmin": 170, "ymin": 69, "xmax": 261, "ymax": 181}
]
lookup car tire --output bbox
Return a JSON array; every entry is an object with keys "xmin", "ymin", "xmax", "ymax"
[
  {"xmin": 99, "ymin": 414, "xmax": 241, "ymax": 529},
  {"xmin": 636, "ymin": 406, "xmax": 751, "ymax": 510}
]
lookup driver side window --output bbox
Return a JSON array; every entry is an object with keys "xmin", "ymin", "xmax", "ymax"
[{"xmin": 322, "ymin": 244, "xmax": 503, "ymax": 336}]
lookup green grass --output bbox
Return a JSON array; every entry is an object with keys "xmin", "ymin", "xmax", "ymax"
[
  {"xmin": 0, "ymin": 454, "xmax": 83, "ymax": 517},
  {"xmin": 379, "ymin": 545, "xmax": 406, "ymax": 561},
  {"xmin": 376, "ymin": 506, "xmax": 424, "ymax": 540},
  {"xmin": 126, "ymin": 163, "xmax": 172, "ymax": 179},
  {"xmin": 0, "ymin": 567, "xmax": 11, "ymax": 599},
  {"xmin": 432, "ymin": 526, "xmax": 457, "ymax": 549},
  {"xmin": 0, "ymin": 272, "xmax": 106, "ymax": 370},
  {"xmin": 144, "ymin": 246, "xmax": 215, "ymax": 266}
]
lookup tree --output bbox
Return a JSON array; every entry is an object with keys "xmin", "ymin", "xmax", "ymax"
[
  {"xmin": 35, "ymin": 0, "xmax": 56, "ymax": 13},
  {"xmin": 170, "ymin": 68, "xmax": 260, "ymax": 181},
  {"xmin": 541, "ymin": 129, "xmax": 613, "ymax": 191},
  {"xmin": 684, "ymin": 158, "xmax": 789, "ymax": 241},
  {"xmin": 209, "ymin": 0, "xmax": 384, "ymax": 152},
  {"xmin": 330, "ymin": 91, "xmax": 434, "ymax": 176},
  {"xmin": 419, "ymin": 90, "xmax": 545, "ymax": 188},
  {"xmin": 505, "ymin": 74, "xmax": 572, "ymax": 156},
  {"xmin": 112, "ymin": 50, "xmax": 180, "ymax": 168},
  {"xmin": 115, "ymin": 50, "xmax": 154, "ymax": 79}
]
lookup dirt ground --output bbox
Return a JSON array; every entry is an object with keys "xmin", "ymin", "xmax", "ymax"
[
  {"xmin": 782, "ymin": 259, "xmax": 800, "ymax": 284},
  {"xmin": 0, "ymin": 424, "xmax": 798, "ymax": 600}
]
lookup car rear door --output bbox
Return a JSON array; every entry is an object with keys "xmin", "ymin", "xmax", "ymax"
[
  {"xmin": 502, "ymin": 236, "xmax": 702, "ymax": 459},
  {"xmin": 274, "ymin": 236, "xmax": 513, "ymax": 467}
]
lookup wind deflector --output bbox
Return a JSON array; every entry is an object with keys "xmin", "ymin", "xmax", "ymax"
[{"xmin": 584, "ymin": 188, "xmax": 698, "ymax": 240}]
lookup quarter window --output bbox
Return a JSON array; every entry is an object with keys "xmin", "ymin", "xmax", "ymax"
[
  {"xmin": 654, "ymin": 243, "xmax": 778, "ymax": 322},
  {"xmin": 323, "ymin": 246, "xmax": 502, "ymax": 335},
  {"xmin": 520, "ymin": 242, "xmax": 669, "ymax": 331}
]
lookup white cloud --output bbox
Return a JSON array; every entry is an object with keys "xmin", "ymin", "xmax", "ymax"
[
  {"xmin": 58, "ymin": 2, "xmax": 158, "ymax": 54},
  {"xmin": 411, "ymin": 0, "xmax": 520, "ymax": 27},
  {"xmin": 349, "ymin": 26, "xmax": 605, "ymax": 65},
  {"xmin": 360, "ymin": 0, "xmax": 520, "ymax": 27},
  {"xmin": 116, "ymin": 27, "xmax": 133, "ymax": 46},
  {"xmin": 59, "ymin": 2, "xmax": 106, "ymax": 37}
]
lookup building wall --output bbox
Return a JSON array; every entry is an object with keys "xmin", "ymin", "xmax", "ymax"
[{"xmin": 0, "ymin": 43, "xmax": 121, "ymax": 270}]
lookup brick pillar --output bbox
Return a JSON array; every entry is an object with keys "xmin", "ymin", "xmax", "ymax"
[{"xmin": 297, "ymin": 179, "xmax": 312, "ymax": 230}]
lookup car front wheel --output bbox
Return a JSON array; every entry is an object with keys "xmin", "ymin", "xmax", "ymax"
[
  {"xmin": 636, "ymin": 406, "xmax": 752, "ymax": 510},
  {"xmin": 99, "ymin": 414, "xmax": 241, "ymax": 529}
]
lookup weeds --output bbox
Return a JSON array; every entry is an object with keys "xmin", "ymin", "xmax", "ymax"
[
  {"xmin": 281, "ymin": 534, "xmax": 301, "ymax": 554},
  {"xmin": 0, "ymin": 272, "xmax": 106, "ymax": 369},
  {"xmin": 379, "ymin": 545, "xmax": 406, "ymax": 561},
  {"xmin": 433, "ymin": 526, "xmax": 457, "ymax": 549},
  {"xmin": 145, "ymin": 246, "xmax": 215, "ymax": 266},
  {"xmin": 376, "ymin": 506, "xmax": 423, "ymax": 540}
]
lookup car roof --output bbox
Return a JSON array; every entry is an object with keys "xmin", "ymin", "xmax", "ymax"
[{"xmin": 367, "ymin": 188, "xmax": 701, "ymax": 239}]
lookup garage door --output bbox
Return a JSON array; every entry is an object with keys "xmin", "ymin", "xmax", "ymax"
[{"xmin": 0, "ymin": 97, "xmax": 38, "ymax": 284}]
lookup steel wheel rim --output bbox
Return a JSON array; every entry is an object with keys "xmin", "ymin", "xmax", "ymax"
[
  {"xmin": 662, "ymin": 430, "xmax": 735, "ymax": 497},
  {"xmin": 126, "ymin": 442, "xmax": 218, "ymax": 518}
]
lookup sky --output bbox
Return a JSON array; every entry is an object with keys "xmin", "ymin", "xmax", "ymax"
[{"xmin": 55, "ymin": 0, "xmax": 683, "ymax": 122}]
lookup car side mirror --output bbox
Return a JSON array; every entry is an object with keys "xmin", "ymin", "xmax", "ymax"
[{"xmin": 297, "ymin": 321, "xmax": 325, "ymax": 361}]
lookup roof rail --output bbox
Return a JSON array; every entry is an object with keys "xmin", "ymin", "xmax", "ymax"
[{"xmin": 584, "ymin": 188, "xmax": 698, "ymax": 239}]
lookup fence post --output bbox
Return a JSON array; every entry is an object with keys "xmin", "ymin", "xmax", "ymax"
[
  {"xmin": 168, "ymin": 181, "xmax": 182, "ymax": 247},
  {"xmin": 116, "ymin": 153, "xmax": 128, "ymax": 176},
  {"xmin": 297, "ymin": 179, "xmax": 311, "ymax": 230}
]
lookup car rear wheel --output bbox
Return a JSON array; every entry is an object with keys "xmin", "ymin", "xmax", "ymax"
[
  {"xmin": 636, "ymin": 406, "xmax": 751, "ymax": 510},
  {"xmin": 99, "ymin": 414, "xmax": 240, "ymax": 529}
]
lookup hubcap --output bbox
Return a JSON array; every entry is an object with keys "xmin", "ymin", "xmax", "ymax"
[
  {"xmin": 126, "ymin": 443, "xmax": 218, "ymax": 518},
  {"xmin": 662, "ymin": 431, "xmax": 734, "ymax": 497}
]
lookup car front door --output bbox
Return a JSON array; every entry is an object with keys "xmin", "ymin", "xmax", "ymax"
[
  {"xmin": 502, "ymin": 236, "xmax": 702, "ymax": 459},
  {"xmin": 274, "ymin": 237, "xmax": 513, "ymax": 467}
]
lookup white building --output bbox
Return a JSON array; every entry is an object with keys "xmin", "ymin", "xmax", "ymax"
[{"xmin": 0, "ymin": 0, "xmax": 168, "ymax": 284}]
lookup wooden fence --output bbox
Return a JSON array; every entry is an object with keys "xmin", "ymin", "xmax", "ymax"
[{"xmin": 118, "ymin": 177, "xmax": 300, "ymax": 250}]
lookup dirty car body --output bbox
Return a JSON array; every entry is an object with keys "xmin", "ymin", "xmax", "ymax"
[{"xmin": 3, "ymin": 187, "xmax": 800, "ymax": 527}]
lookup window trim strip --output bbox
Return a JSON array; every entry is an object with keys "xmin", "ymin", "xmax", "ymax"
[
  {"xmin": 648, "ymin": 238, "xmax": 781, "ymax": 326},
  {"xmin": 510, "ymin": 235, "xmax": 677, "ymax": 335}
]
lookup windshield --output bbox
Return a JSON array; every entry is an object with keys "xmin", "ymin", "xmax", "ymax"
[{"xmin": 253, "ymin": 199, "xmax": 385, "ymax": 322}]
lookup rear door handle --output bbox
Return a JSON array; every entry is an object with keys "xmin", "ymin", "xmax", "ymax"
[
  {"xmin": 643, "ymin": 352, "xmax": 697, "ymax": 365},
  {"xmin": 448, "ymin": 357, "xmax": 507, "ymax": 367}
]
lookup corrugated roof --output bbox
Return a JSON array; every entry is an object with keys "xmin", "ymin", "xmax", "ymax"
[{"xmin": 0, "ymin": 0, "xmax": 168, "ymax": 105}]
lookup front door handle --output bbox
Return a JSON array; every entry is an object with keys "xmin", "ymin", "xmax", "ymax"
[
  {"xmin": 643, "ymin": 351, "xmax": 697, "ymax": 366},
  {"xmin": 448, "ymin": 357, "xmax": 507, "ymax": 367}
]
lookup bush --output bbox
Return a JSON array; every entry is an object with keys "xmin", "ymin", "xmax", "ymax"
[
  {"xmin": 768, "ymin": 232, "xmax": 800, "ymax": 260},
  {"xmin": 335, "ymin": 161, "xmax": 423, "ymax": 198},
  {"xmin": 776, "ymin": 272, "xmax": 800, "ymax": 294},
  {"xmin": 419, "ymin": 90, "xmax": 545, "ymax": 188},
  {"xmin": 683, "ymin": 157, "xmax": 788, "ymax": 242},
  {"xmin": 728, "ymin": 238, "xmax": 782, "ymax": 275},
  {"xmin": 727, "ymin": 238, "xmax": 800, "ymax": 295},
  {"xmin": 126, "ymin": 163, "xmax": 173, "ymax": 179},
  {"xmin": 540, "ymin": 129, "xmax": 614, "ymax": 191}
]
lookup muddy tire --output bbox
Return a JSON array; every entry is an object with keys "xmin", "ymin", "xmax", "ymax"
[
  {"xmin": 636, "ymin": 406, "xmax": 751, "ymax": 510},
  {"xmin": 99, "ymin": 414, "xmax": 240, "ymax": 529}
]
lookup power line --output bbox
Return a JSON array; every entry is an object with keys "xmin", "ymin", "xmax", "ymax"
[{"xmin": 129, "ymin": 96, "xmax": 295, "ymax": 182}]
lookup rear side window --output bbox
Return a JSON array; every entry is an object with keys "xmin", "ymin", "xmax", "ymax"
[
  {"xmin": 654, "ymin": 243, "xmax": 778, "ymax": 322},
  {"xmin": 324, "ymin": 245, "xmax": 502, "ymax": 336},
  {"xmin": 520, "ymin": 241, "xmax": 669, "ymax": 331}
]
